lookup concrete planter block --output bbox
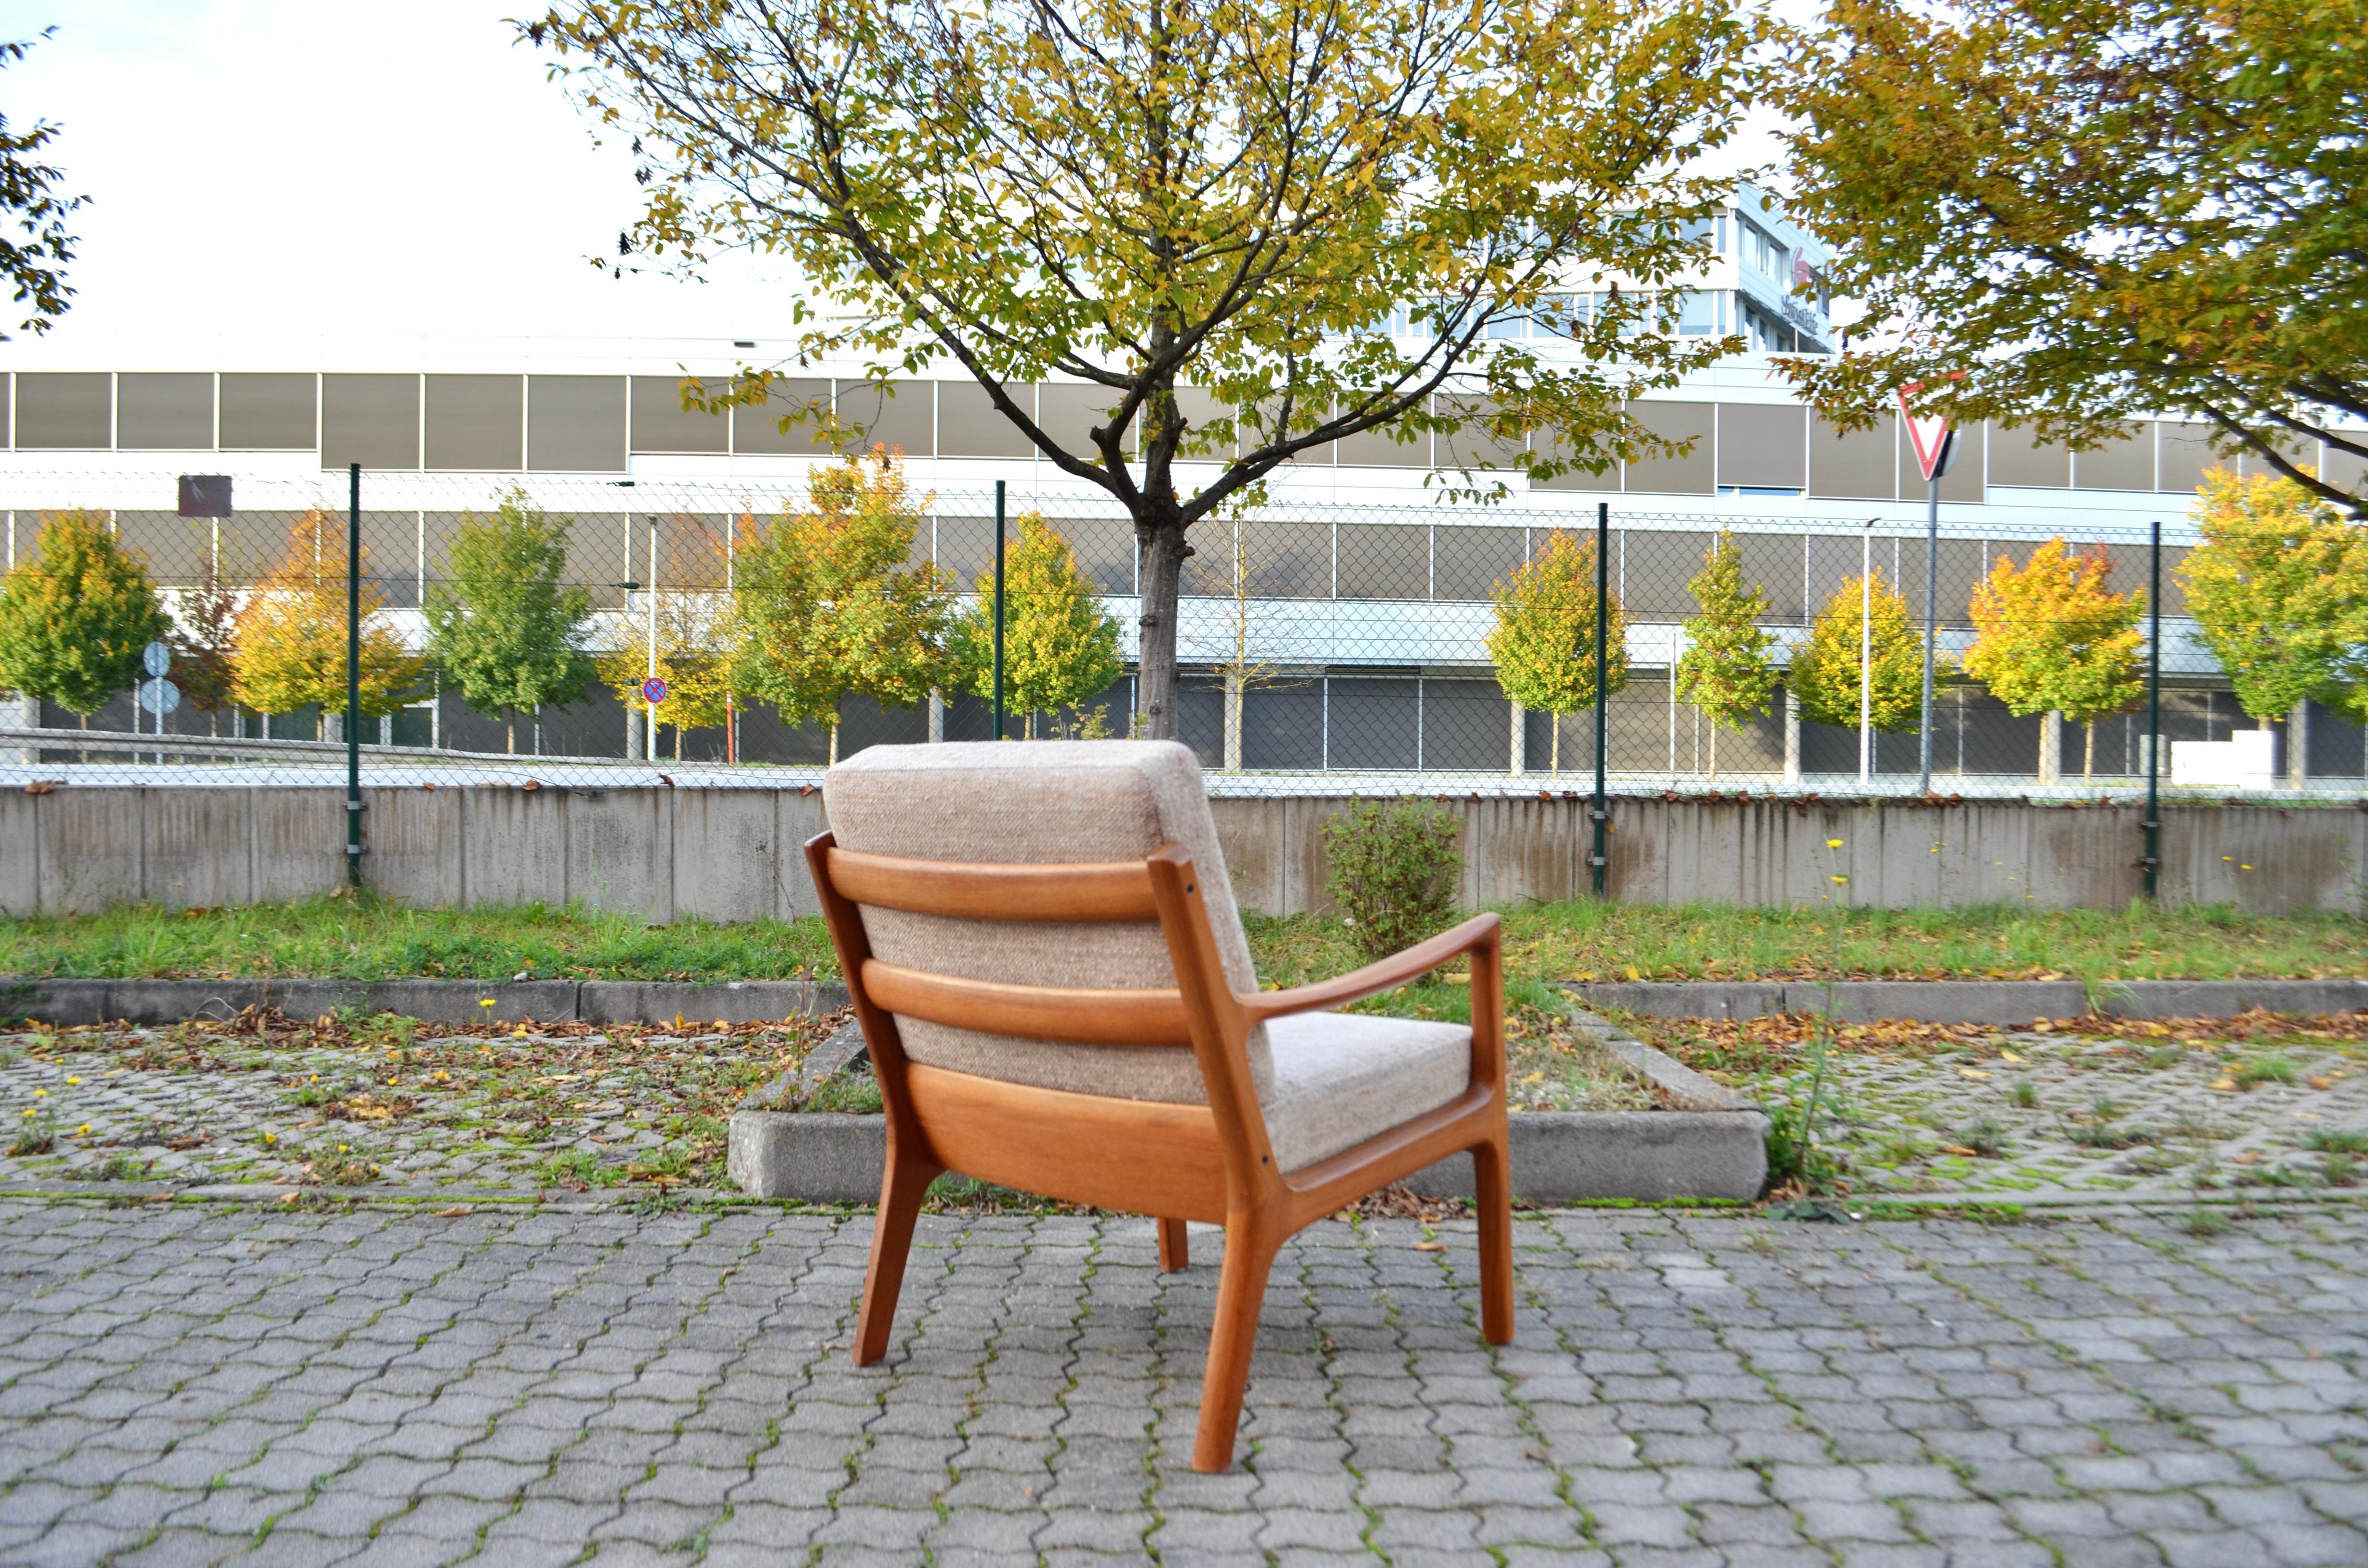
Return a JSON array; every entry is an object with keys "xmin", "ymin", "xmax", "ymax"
[
  {"xmin": 2095, "ymin": 978, "xmax": 2368, "ymax": 1019},
  {"xmin": 728, "ymin": 1111, "xmax": 884, "ymax": 1203},
  {"xmin": 1808, "ymin": 979, "xmax": 2090, "ymax": 1025},
  {"xmin": 579, "ymin": 980, "xmax": 846, "ymax": 1025},
  {"xmin": 366, "ymin": 979, "xmax": 579, "ymax": 1024},
  {"xmin": 0, "ymin": 978, "xmax": 115, "ymax": 1024},
  {"xmin": 1574, "ymin": 981, "xmax": 1786, "ymax": 1019},
  {"xmin": 1403, "ymin": 1111, "xmax": 1769, "ymax": 1203}
]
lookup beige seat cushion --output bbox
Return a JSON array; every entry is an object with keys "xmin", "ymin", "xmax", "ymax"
[
  {"xmin": 824, "ymin": 739, "xmax": 1273, "ymax": 1106},
  {"xmin": 1262, "ymin": 1011, "xmax": 1473, "ymax": 1172}
]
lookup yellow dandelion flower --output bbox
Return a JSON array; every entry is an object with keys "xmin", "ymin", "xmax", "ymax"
[
  {"xmin": 65, "ymin": 1076, "xmax": 80, "ymax": 1085},
  {"xmin": 1826, "ymin": 838, "xmax": 1843, "ymax": 849}
]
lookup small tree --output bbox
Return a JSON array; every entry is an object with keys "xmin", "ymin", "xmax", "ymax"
[
  {"xmin": 1962, "ymin": 538, "xmax": 2145, "ymax": 781},
  {"xmin": 2181, "ymin": 468, "xmax": 2368, "ymax": 726},
  {"xmin": 0, "ymin": 509, "xmax": 168, "ymax": 723},
  {"xmin": 1675, "ymin": 531, "xmax": 1779, "ymax": 780},
  {"xmin": 1485, "ymin": 530, "xmax": 1629, "ymax": 774},
  {"xmin": 733, "ymin": 450, "xmax": 956, "ymax": 762},
  {"xmin": 1788, "ymin": 566, "xmax": 1926, "ymax": 733},
  {"xmin": 424, "ymin": 490, "xmax": 599, "ymax": 753},
  {"xmin": 232, "ymin": 510, "xmax": 428, "ymax": 734},
  {"xmin": 949, "ymin": 514, "xmax": 1124, "ymax": 739},
  {"xmin": 598, "ymin": 576, "xmax": 739, "ymax": 758},
  {"xmin": 169, "ymin": 563, "xmax": 240, "ymax": 731}
]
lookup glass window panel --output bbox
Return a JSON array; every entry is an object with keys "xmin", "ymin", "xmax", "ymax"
[
  {"xmin": 1986, "ymin": 421, "xmax": 2069, "ymax": 487},
  {"xmin": 1045, "ymin": 514, "xmax": 1137, "ymax": 596},
  {"xmin": 938, "ymin": 380, "xmax": 1036, "ymax": 458},
  {"xmin": 526, "ymin": 376, "xmax": 626, "ymax": 472},
  {"xmin": 116, "ymin": 373, "xmax": 213, "ymax": 450},
  {"xmin": 1716, "ymin": 403, "xmax": 1806, "ymax": 490},
  {"xmin": 1434, "ymin": 394, "xmax": 1525, "ymax": 472},
  {"xmin": 1531, "ymin": 425, "xmax": 1621, "ymax": 491},
  {"xmin": 1327, "ymin": 676, "xmax": 1420, "ymax": 770},
  {"xmin": 1036, "ymin": 383, "xmax": 1126, "ymax": 463},
  {"xmin": 1432, "ymin": 525, "xmax": 1526, "ymax": 602},
  {"xmin": 1335, "ymin": 523, "xmax": 1430, "ymax": 600},
  {"xmin": 424, "ymin": 375, "xmax": 524, "ymax": 471},
  {"xmin": 112, "ymin": 512, "xmax": 208, "ymax": 588},
  {"xmin": 1621, "ymin": 530, "xmax": 1712, "ymax": 620},
  {"xmin": 834, "ymin": 379, "xmax": 932, "ymax": 459},
  {"xmin": 220, "ymin": 374, "xmax": 316, "ymax": 450},
  {"xmin": 1421, "ymin": 677, "xmax": 1510, "ymax": 771},
  {"xmin": 1736, "ymin": 532, "xmax": 1804, "ymax": 622},
  {"xmin": 321, "ymin": 374, "xmax": 420, "ymax": 470},
  {"xmin": 1810, "ymin": 413, "xmax": 1895, "ymax": 500},
  {"xmin": 1240, "ymin": 521, "xmax": 1330, "ymax": 598},
  {"xmin": 2072, "ymin": 420, "xmax": 2155, "ymax": 491},
  {"xmin": 16, "ymin": 372, "xmax": 112, "ymax": 449},
  {"xmin": 1623, "ymin": 401, "xmax": 1714, "ymax": 494},
  {"xmin": 731, "ymin": 377, "xmax": 834, "ymax": 454},
  {"xmin": 630, "ymin": 375, "xmax": 728, "ymax": 454},
  {"xmin": 1241, "ymin": 678, "xmax": 1325, "ymax": 769}
]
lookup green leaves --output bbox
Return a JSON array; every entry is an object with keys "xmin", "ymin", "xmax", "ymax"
[
  {"xmin": 2181, "ymin": 469, "xmax": 2368, "ymax": 723},
  {"xmin": 1485, "ymin": 530, "xmax": 1629, "ymax": 759},
  {"xmin": 423, "ymin": 490, "xmax": 599, "ymax": 743},
  {"xmin": 1788, "ymin": 566, "xmax": 1927, "ymax": 734},
  {"xmin": 1962, "ymin": 538, "xmax": 2144, "ymax": 727},
  {"xmin": 1675, "ymin": 531, "xmax": 1780, "ymax": 778},
  {"xmin": 1775, "ymin": 0, "xmax": 2368, "ymax": 514},
  {"xmin": 947, "ymin": 514, "xmax": 1124, "ymax": 728},
  {"xmin": 0, "ymin": 511, "xmax": 168, "ymax": 719}
]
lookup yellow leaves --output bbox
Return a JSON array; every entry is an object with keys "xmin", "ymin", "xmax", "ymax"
[{"xmin": 232, "ymin": 511, "xmax": 427, "ymax": 721}]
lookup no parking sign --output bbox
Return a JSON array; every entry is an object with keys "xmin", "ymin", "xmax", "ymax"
[{"xmin": 641, "ymin": 677, "xmax": 668, "ymax": 706}]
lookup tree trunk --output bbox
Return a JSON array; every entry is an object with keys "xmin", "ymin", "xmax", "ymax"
[
  {"xmin": 828, "ymin": 719, "xmax": 840, "ymax": 766},
  {"xmin": 1549, "ymin": 716, "xmax": 1560, "ymax": 776},
  {"xmin": 505, "ymin": 708, "xmax": 516, "ymax": 755},
  {"xmin": 1708, "ymin": 723, "xmax": 1719, "ymax": 783},
  {"xmin": 1135, "ymin": 500, "xmax": 1189, "ymax": 742},
  {"xmin": 2083, "ymin": 720, "xmax": 2095, "ymax": 784}
]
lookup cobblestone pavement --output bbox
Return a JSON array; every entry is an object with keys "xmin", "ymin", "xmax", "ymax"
[{"xmin": 3, "ymin": 1199, "xmax": 2366, "ymax": 1567}]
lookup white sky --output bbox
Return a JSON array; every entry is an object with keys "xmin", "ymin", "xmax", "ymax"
[
  {"xmin": 0, "ymin": 0, "xmax": 801, "ymax": 371},
  {"xmin": 0, "ymin": 0, "xmax": 1800, "ymax": 374}
]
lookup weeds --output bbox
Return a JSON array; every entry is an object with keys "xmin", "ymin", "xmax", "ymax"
[
  {"xmin": 2180, "ymin": 1209, "xmax": 2230, "ymax": 1238},
  {"xmin": 2304, "ymin": 1129, "xmax": 2368, "ymax": 1156},
  {"xmin": 1952, "ymin": 1116, "xmax": 2010, "ymax": 1158},
  {"xmin": 2010, "ymin": 1079, "xmax": 2040, "ymax": 1109},
  {"xmin": 2233, "ymin": 1054, "xmax": 2302, "ymax": 1089}
]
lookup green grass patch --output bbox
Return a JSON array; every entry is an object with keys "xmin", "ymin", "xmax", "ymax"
[{"xmin": 0, "ymin": 892, "xmax": 2356, "ymax": 987}]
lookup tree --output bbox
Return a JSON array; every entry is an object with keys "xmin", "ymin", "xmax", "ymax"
[
  {"xmin": 1675, "ymin": 531, "xmax": 1779, "ymax": 780},
  {"xmin": 2180, "ymin": 468, "xmax": 2368, "ymax": 726},
  {"xmin": 0, "ymin": 510, "xmax": 168, "ymax": 723},
  {"xmin": 526, "ymin": 0, "xmax": 1761, "ymax": 738},
  {"xmin": 1962, "ymin": 538, "xmax": 2145, "ymax": 781},
  {"xmin": 169, "ymin": 563, "xmax": 241, "ymax": 731},
  {"xmin": 1485, "ymin": 531, "xmax": 1629, "ymax": 775},
  {"xmin": 232, "ymin": 510, "xmax": 429, "ymax": 734},
  {"xmin": 948, "ymin": 514, "xmax": 1124, "ymax": 739},
  {"xmin": 1788, "ymin": 567, "xmax": 1926, "ymax": 734},
  {"xmin": 424, "ymin": 490, "xmax": 599, "ymax": 753},
  {"xmin": 733, "ymin": 451, "xmax": 956, "ymax": 762},
  {"xmin": 0, "ymin": 30, "xmax": 85, "ymax": 338},
  {"xmin": 1772, "ymin": 0, "xmax": 2368, "ymax": 514},
  {"xmin": 598, "ymin": 553, "xmax": 740, "ymax": 759}
]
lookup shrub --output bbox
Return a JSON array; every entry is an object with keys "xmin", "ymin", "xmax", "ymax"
[{"xmin": 1321, "ymin": 799, "xmax": 1464, "ymax": 962}]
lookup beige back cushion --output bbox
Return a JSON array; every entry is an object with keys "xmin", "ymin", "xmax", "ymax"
[{"xmin": 823, "ymin": 739, "xmax": 1272, "ymax": 1105}]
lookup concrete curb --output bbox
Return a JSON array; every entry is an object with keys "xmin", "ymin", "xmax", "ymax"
[
  {"xmin": 727, "ymin": 1001, "xmax": 1770, "ymax": 1205},
  {"xmin": 1572, "ymin": 976, "xmax": 2368, "ymax": 1023},
  {"xmin": 0, "ymin": 976, "xmax": 849, "ymax": 1026}
]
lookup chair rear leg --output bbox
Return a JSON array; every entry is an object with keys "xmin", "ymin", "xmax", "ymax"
[
  {"xmin": 1472, "ymin": 1131, "xmax": 1516, "ymax": 1345},
  {"xmin": 1157, "ymin": 1217, "xmax": 1190, "ymax": 1272},
  {"xmin": 853, "ymin": 1150, "xmax": 940, "ymax": 1365},
  {"xmin": 1192, "ymin": 1218, "xmax": 1280, "ymax": 1472}
]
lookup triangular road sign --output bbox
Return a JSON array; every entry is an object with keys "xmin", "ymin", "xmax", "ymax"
[{"xmin": 1897, "ymin": 382, "xmax": 1956, "ymax": 481}]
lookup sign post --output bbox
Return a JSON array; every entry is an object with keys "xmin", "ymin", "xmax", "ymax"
[{"xmin": 1898, "ymin": 383, "xmax": 1960, "ymax": 796}]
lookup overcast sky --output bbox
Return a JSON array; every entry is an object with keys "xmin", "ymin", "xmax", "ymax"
[
  {"xmin": 0, "ymin": 0, "xmax": 1794, "ymax": 373},
  {"xmin": 0, "ymin": 0, "xmax": 798, "ymax": 370}
]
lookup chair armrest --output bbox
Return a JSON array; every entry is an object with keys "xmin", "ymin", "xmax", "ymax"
[{"xmin": 1238, "ymin": 913, "xmax": 1502, "ymax": 1023}]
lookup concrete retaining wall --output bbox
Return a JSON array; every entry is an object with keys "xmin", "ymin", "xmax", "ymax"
[{"xmin": 4, "ymin": 784, "xmax": 2362, "ymax": 918}]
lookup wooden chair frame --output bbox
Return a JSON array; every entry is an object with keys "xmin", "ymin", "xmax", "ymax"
[{"xmin": 806, "ymin": 829, "xmax": 1513, "ymax": 1472}]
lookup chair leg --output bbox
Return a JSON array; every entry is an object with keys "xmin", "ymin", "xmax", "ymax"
[
  {"xmin": 1157, "ymin": 1216, "xmax": 1190, "ymax": 1272},
  {"xmin": 1192, "ymin": 1219, "xmax": 1279, "ymax": 1472},
  {"xmin": 853, "ymin": 1150, "xmax": 939, "ymax": 1365},
  {"xmin": 1472, "ymin": 1130, "xmax": 1516, "ymax": 1346}
]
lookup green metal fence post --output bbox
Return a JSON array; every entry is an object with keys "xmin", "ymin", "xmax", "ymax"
[
  {"xmin": 345, "ymin": 462, "xmax": 363, "ymax": 887},
  {"xmin": 993, "ymin": 479, "xmax": 1007, "ymax": 739},
  {"xmin": 1592, "ymin": 501, "xmax": 1609, "ymax": 897},
  {"xmin": 2144, "ymin": 516, "xmax": 2161, "ymax": 898}
]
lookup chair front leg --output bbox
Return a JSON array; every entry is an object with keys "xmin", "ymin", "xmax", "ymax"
[
  {"xmin": 1192, "ymin": 1213, "xmax": 1282, "ymax": 1471},
  {"xmin": 1471, "ymin": 1129, "xmax": 1516, "ymax": 1345},
  {"xmin": 1157, "ymin": 1216, "xmax": 1190, "ymax": 1272},
  {"xmin": 853, "ymin": 1147, "xmax": 941, "ymax": 1365}
]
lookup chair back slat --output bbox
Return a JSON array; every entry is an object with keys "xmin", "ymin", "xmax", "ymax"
[
  {"xmin": 826, "ymin": 846, "xmax": 1159, "ymax": 924},
  {"xmin": 861, "ymin": 958, "xmax": 1194, "ymax": 1047}
]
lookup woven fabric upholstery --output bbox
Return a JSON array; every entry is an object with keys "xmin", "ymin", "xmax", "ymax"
[
  {"xmin": 1263, "ymin": 1012, "xmax": 1472, "ymax": 1172},
  {"xmin": 825, "ymin": 740, "xmax": 1273, "ymax": 1104}
]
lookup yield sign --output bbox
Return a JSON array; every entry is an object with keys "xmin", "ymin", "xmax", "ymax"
[{"xmin": 1897, "ymin": 381, "xmax": 1957, "ymax": 481}]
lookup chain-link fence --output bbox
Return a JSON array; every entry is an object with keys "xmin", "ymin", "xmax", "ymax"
[{"xmin": 0, "ymin": 467, "xmax": 2347, "ymax": 797}]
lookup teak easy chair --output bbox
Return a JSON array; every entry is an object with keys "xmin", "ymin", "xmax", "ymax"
[{"xmin": 808, "ymin": 740, "xmax": 1512, "ymax": 1472}]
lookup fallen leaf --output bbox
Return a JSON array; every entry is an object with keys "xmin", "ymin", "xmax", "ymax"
[
  {"xmin": 2000, "ymin": 1050, "xmax": 2026, "ymax": 1064},
  {"xmin": 2231, "ymin": 1151, "xmax": 2260, "ymax": 1166},
  {"xmin": 1413, "ymin": 1241, "xmax": 1445, "ymax": 1253},
  {"xmin": 435, "ymin": 1205, "xmax": 473, "ymax": 1218},
  {"xmin": 1957, "ymin": 1068, "xmax": 1990, "ymax": 1080},
  {"xmin": 1937, "ymin": 1143, "xmax": 1980, "ymax": 1157},
  {"xmin": 2210, "ymin": 1078, "xmax": 2239, "ymax": 1092},
  {"xmin": 277, "ymin": 1191, "xmax": 302, "ymax": 1205},
  {"xmin": 2307, "ymin": 1077, "xmax": 2335, "ymax": 1091}
]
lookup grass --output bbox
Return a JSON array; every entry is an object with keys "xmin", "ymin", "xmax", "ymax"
[{"xmin": 0, "ymin": 892, "xmax": 2358, "ymax": 988}]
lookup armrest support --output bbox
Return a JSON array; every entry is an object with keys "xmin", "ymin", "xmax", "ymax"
[{"xmin": 1239, "ymin": 912, "xmax": 1502, "ymax": 1023}]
